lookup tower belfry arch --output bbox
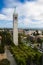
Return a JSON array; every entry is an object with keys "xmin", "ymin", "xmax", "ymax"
[{"xmin": 13, "ymin": 7, "xmax": 18, "ymax": 45}]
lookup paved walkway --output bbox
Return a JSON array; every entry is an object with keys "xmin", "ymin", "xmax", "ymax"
[
  {"xmin": 0, "ymin": 53, "xmax": 6, "ymax": 60},
  {"xmin": 5, "ymin": 46, "xmax": 17, "ymax": 65}
]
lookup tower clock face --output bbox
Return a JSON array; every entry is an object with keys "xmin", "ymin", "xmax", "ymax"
[{"xmin": 15, "ymin": 16, "xmax": 17, "ymax": 20}]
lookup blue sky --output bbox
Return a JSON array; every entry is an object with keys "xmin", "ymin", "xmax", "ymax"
[{"xmin": 0, "ymin": 0, "xmax": 43, "ymax": 28}]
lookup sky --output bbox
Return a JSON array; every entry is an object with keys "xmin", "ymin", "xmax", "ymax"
[{"xmin": 0, "ymin": 0, "xmax": 43, "ymax": 29}]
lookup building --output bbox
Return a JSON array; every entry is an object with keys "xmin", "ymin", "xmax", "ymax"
[
  {"xmin": 13, "ymin": 8, "xmax": 18, "ymax": 45},
  {"xmin": 18, "ymin": 29, "xmax": 24, "ymax": 34}
]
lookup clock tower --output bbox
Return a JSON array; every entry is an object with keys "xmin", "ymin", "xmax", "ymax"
[{"xmin": 13, "ymin": 8, "xmax": 18, "ymax": 45}]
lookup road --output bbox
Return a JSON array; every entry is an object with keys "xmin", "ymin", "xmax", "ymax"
[{"xmin": 5, "ymin": 46, "xmax": 17, "ymax": 65}]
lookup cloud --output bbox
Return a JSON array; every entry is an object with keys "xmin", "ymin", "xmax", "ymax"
[
  {"xmin": 0, "ymin": 20, "xmax": 13, "ymax": 28},
  {"xmin": 2, "ymin": 8, "xmax": 14, "ymax": 20},
  {"xmin": 0, "ymin": 13, "xmax": 12, "ymax": 21},
  {"xmin": 38, "ymin": 0, "xmax": 43, "ymax": 3},
  {"xmin": 4, "ymin": 0, "xmax": 23, "ymax": 8},
  {"xmin": 0, "ymin": 0, "xmax": 43, "ymax": 28}
]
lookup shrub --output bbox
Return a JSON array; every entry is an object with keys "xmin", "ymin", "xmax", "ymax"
[
  {"xmin": 0, "ymin": 46, "xmax": 5, "ymax": 53},
  {"xmin": 0, "ymin": 59, "xmax": 10, "ymax": 65}
]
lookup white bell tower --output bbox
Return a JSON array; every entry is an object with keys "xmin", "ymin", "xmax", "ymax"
[{"xmin": 13, "ymin": 8, "xmax": 18, "ymax": 45}]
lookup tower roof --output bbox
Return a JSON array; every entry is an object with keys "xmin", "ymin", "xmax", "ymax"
[{"xmin": 13, "ymin": 7, "xmax": 18, "ymax": 14}]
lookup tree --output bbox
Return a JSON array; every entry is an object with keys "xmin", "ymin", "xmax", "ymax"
[
  {"xmin": 33, "ymin": 46, "xmax": 38, "ymax": 52},
  {"xmin": 26, "ymin": 35, "xmax": 30, "ymax": 42},
  {"xmin": 33, "ymin": 32, "xmax": 36, "ymax": 36},
  {"xmin": 37, "ymin": 38, "xmax": 42, "ymax": 43},
  {"xmin": 36, "ymin": 30, "xmax": 39, "ymax": 35},
  {"xmin": 5, "ymin": 32, "xmax": 12, "ymax": 45},
  {"xmin": 33, "ymin": 54, "xmax": 39, "ymax": 65},
  {"xmin": 29, "ymin": 36, "xmax": 35, "ymax": 44},
  {"xmin": 39, "ymin": 54, "xmax": 43, "ymax": 65},
  {"xmin": 1, "ymin": 31, "xmax": 12, "ymax": 45},
  {"xmin": 42, "ymin": 31, "xmax": 43, "ymax": 35},
  {"xmin": 0, "ymin": 59, "xmax": 10, "ymax": 65},
  {"xmin": 18, "ymin": 33, "xmax": 22, "ymax": 44},
  {"xmin": 26, "ymin": 55, "xmax": 32, "ymax": 65}
]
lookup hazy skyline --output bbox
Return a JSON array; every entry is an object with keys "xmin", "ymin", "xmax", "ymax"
[{"xmin": 0, "ymin": 0, "xmax": 43, "ymax": 29}]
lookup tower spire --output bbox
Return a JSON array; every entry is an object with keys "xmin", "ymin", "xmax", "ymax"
[
  {"xmin": 13, "ymin": 6, "xmax": 18, "ymax": 46},
  {"xmin": 14, "ymin": 6, "xmax": 16, "ymax": 14}
]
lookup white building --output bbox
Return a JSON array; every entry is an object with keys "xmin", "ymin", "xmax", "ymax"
[{"xmin": 13, "ymin": 9, "xmax": 18, "ymax": 45}]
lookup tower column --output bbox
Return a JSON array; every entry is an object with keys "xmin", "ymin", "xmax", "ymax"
[{"xmin": 13, "ymin": 12, "xmax": 18, "ymax": 45}]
